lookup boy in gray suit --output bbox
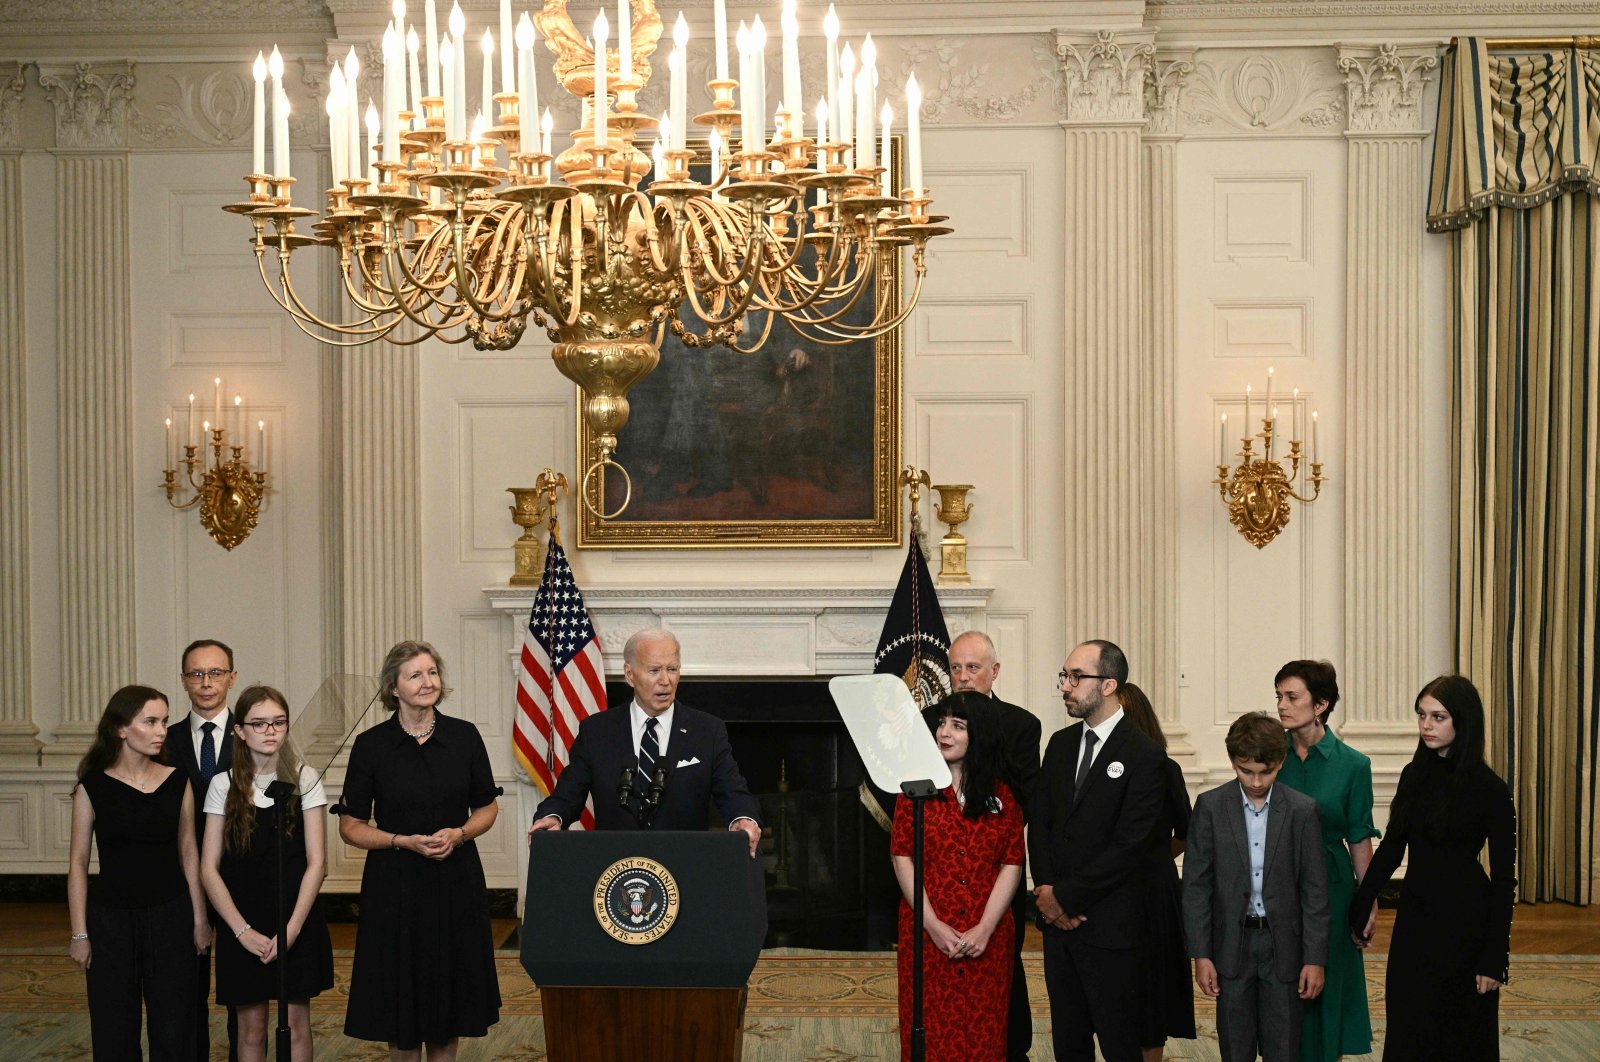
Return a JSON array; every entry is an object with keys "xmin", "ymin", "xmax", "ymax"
[{"xmin": 1183, "ymin": 712, "xmax": 1328, "ymax": 1062}]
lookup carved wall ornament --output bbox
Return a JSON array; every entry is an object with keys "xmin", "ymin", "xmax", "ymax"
[
  {"xmin": 0, "ymin": 63, "xmax": 25, "ymax": 148},
  {"xmin": 1339, "ymin": 44, "xmax": 1440, "ymax": 134},
  {"xmin": 37, "ymin": 62, "xmax": 135, "ymax": 149},
  {"xmin": 1180, "ymin": 52, "xmax": 1344, "ymax": 135},
  {"xmin": 1145, "ymin": 56, "xmax": 1195, "ymax": 136},
  {"xmin": 1055, "ymin": 31, "xmax": 1155, "ymax": 123},
  {"xmin": 129, "ymin": 70, "xmax": 253, "ymax": 145},
  {"xmin": 889, "ymin": 38, "xmax": 1057, "ymax": 124}
]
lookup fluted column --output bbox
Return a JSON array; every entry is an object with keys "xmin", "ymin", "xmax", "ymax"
[
  {"xmin": 1055, "ymin": 30, "xmax": 1169, "ymax": 692},
  {"xmin": 0, "ymin": 64, "xmax": 38, "ymax": 753},
  {"xmin": 1337, "ymin": 44, "xmax": 1439, "ymax": 756},
  {"xmin": 1141, "ymin": 51, "xmax": 1193, "ymax": 757},
  {"xmin": 39, "ymin": 63, "xmax": 137, "ymax": 746}
]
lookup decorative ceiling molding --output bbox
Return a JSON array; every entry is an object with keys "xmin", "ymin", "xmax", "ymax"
[
  {"xmin": 0, "ymin": 0, "xmax": 328, "ymax": 23},
  {"xmin": 1149, "ymin": 0, "xmax": 1600, "ymax": 14}
]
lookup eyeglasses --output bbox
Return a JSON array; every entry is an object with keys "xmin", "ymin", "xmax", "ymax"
[
  {"xmin": 240, "ymin": 718, "xmax": 289, "ymax": 733},
  {"xmin": 1058, "ymin": 670, "xmax": 1109, "ymax": 688},
  {"xmin": 181, "ymin": 668, "xmax": 234, "ymax": 684}
]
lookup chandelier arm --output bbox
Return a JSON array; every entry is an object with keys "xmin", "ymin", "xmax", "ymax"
[
  {"xmin": 255, "ymin": 250, "xmax": 398, "ymax": 339},
  {"xmin": 725, "ymin": 307, "xmax": 777, "ymax": 354}
]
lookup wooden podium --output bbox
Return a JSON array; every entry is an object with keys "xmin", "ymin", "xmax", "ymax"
[{"xmin": 522, "ymin": 830, "xmax": 767, "ymax": 1062}]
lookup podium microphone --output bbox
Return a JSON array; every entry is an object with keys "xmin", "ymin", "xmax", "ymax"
[
  {"xmin": 639, "ymin": 767, "xmax": 669, "ymax": 826},
  {"xmin": 616, "ymin": 766, "xmax": 636, "ymax": 810}
]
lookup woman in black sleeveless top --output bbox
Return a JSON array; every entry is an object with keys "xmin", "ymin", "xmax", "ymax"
[{"xmin": 67, "ymin": 685, "xmax": 212, "ymax": 1061}]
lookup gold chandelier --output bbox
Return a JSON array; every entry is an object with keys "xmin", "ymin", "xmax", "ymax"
[{"xmin": 226, "ymin": 0, "xmax": 950, "ymax": 515}]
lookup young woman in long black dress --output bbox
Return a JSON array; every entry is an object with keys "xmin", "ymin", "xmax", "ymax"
[
  {"xmin": 200, "ymin": 685, "xmax": 334, "ymax": 1062},
  {"xmin": 1117, "ymin": 682, "xmax": 1197, "ymax": 1061},
  {"xmin": 1349, "ymin": 675, "xmax": 1517, "ymax": 1060},
  {"xmin": 339, "ymin": 641, "xmax": 501, "ymax": 1061},
  {"xmin": 67, "ymin": 685, "xmax": 212, "ymax": 1061}
]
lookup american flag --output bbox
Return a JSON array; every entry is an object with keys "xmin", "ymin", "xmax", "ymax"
[{"xmin": 514, "ymin": 537, "xmax": 604, "ymax": 830}]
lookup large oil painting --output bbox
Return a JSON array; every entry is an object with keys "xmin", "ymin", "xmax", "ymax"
[{"xmin": 577, "ymin": 142, "xmax": 904, "ymax": 549}]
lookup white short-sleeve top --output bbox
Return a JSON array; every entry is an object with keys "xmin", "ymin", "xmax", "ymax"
[{"xmin": 204, "ymin": 763, "xmax": 328, "ymax": 815}]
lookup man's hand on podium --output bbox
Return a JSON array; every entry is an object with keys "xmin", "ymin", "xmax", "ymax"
[
  {"xmin": 729, "ymin": 817, "xmax": 762, "ymax": 859},
  {"xmin": 528, "ymin": 814, "xmax": 562, "ymax": 845}
]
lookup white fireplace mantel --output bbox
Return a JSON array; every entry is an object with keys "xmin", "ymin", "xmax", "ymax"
[{"xmin": 484, "ymin": 584, "xmax": 994, "ymax": 677}]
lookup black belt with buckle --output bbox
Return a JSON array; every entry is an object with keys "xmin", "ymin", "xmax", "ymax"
[{"xmin": 1241, "ymin": 914, "xmax": 1269, "ymax": 929}]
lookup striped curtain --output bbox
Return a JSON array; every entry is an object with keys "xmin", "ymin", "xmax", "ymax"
[{"xmin": 1429, "ymin": 39, "xmax": 1600, "ymax": 903}]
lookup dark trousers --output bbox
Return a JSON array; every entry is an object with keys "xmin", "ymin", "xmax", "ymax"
[
  {"xmin": 1042, "ymin": 929, "xmax": 1141, "ymax": 1062},
  {"xmin": 1216, "ymin": 926, "xmax": 1301, "ymax": 1062},
  {"xmin": 85, "ymin": 893, "xmax": 197, "ymax": 1062},
  {"xmin": 1006, "ymin": 898, "xmax": 1031, "ymax": 1060}
]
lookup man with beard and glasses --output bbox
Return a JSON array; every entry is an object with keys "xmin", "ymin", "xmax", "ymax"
[
  {"xmin": 1029, "ymin": 639, "xmax": 1165, "ymax": 1062},
  {"xmin": 948, "ymin": 630, "xmax": 1042, "ymax": 1061}
]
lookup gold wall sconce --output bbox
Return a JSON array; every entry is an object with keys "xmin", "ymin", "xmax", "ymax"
[
  {"xmin": 1214, "ymin": 368, "xmax": 1326, "ymax": 549},
  {"xmin": 161, "ymin": 378, "xmax": 270, "ymax": 551}
]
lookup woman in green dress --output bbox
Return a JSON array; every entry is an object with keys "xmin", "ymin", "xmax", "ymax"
[{"xmin": 1274, "ymin": 659, "xmax": 1377, "ymax": 1061}]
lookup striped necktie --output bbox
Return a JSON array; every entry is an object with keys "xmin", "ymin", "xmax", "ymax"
[{"xmin": 638, "ymin": 717, "xmax": 660, "ymax": 783}]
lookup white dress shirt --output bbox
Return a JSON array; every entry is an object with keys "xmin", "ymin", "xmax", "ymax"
[
  {"xmin": 187, "ymin": 708, "xmax": 230, "ymax": 765},
  {"xmin": 1075, "ymin": 706, "xmax": 1125, "ymax": 779},
  {"xmin": 629, "ymin": 700, "xmax": 675, "ymax": 761}
]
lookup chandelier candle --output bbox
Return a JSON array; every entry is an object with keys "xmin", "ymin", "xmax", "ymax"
[
  {"xmin": 226, "ymin": 1, "xmax": 952, "ymax": 517},
  {"xmin": 251, "ymin": 53, "xmax": 266, "ymax": 175}
]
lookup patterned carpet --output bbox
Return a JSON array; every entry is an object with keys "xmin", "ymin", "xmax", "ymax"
[{"xmin": 3, "ymin": 948, "xmax": 1598, "ymax": 1060}]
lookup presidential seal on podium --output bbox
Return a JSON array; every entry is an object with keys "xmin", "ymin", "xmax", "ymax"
[{"xmin": 593, "ymin": 856, "xmax": 681, "ymax": 945}]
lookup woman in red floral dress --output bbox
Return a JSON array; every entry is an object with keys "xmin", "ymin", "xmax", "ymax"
[{"xmin": 892, "ymin": 691, "xmax": 1026, "ymax": 1062}]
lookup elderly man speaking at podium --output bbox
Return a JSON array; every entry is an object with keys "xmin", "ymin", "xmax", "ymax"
[{"xmin": 529, "ymin": 628, "xmax": 762, "ymax": 855}]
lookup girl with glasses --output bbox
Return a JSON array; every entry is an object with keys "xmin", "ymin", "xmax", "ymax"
[{"xmin": 200, "ymin": 685, "xmax": 334, "ymax": 1062}]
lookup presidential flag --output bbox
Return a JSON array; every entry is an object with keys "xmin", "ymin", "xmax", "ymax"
[
  {"xmin": 861, "ymin": 535, "xmax": 953, "ymax": 829},
  {"xmin": 514, "ymin": 536, "xmax": 604, "ymax": 830}
]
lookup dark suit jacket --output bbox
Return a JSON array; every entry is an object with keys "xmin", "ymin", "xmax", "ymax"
[
  {"xmin": 167, "ymin": 710, "xmax": 234, "ymax": 842},
  {"xmin": 1028, "ymin": 716, "xmax": 1165, "ymax": 949},
  {"xmin": 991, "ymin": 694, "xmax": 1042, "ymax": 820},
  {"xmin": 1182, "ymin": 780, "xmax": 1329, "ymax": 982},
  {"xmin": 534, "ymin": 702, "xmax": 761, "ymax": 831}
]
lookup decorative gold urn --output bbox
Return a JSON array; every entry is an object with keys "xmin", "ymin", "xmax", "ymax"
[
  {"xmin": 931, "ymin": 483, "xmax": 974, "ymax": 585},
  {"xmin": 506, "ymin": 487, "xmax": 548, "ymax": 585}
]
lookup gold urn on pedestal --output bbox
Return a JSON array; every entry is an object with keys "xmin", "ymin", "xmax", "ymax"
[
  {"xmin": 506, "ymin": 487, "xmax": 547, "ymax": 586},
  {"xmin": 931, "ymin": 484, "xmax": 974, "ymax": 585}
]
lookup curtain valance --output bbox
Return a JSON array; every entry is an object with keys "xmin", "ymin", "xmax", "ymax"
[{"xmin": 1428, "ymin": 39, "xmax": 1600, "ymax": 231}]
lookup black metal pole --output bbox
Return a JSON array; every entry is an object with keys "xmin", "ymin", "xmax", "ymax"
[
  {"xmin": 900, "ymin": 778, "xmax": 938, "ymax": 1062},
  {"xmin": 265, "ymin": 780, "xmax": 295, "ymax": 1062}
]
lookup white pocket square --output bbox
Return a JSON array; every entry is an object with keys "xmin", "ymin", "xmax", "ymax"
[{"xmin": 675, "ymin": 756, "xmax": 701, "ymax": 768}]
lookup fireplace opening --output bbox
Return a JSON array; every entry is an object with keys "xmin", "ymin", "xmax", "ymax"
[{"xmin": 605, "ymin": 678, "xmax": 899, "ymax": 951}]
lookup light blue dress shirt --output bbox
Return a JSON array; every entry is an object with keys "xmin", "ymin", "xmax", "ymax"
[{"xmin": 1240, "ymin": 783, "xmax": 1273, "ymax": 918}]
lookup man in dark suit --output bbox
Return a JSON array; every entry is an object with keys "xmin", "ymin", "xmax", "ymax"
[
  {"xmin": 529, "ymin": 628, "xmax": 762, "ymax": 855},
  {"xmin": 949, "ymin": 630, "xmax": 1041, "ymax": 1062},
  {"xmin": 1029, "ymin": 639, "xmax": 1165, "ymax": 1062},
  {"xmin": 168, "ymin": 638, "xmax": 237, "ymax": 1062}
]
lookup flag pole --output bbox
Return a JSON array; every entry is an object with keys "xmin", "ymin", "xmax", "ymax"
[{"xmin": 534, "ymin": 468, "xmax": 570, "ymax": 783}]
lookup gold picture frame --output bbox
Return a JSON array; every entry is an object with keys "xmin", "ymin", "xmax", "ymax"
[{"xmin": 577, "ymin": 139, "xmax": 905, "ymax": 550}]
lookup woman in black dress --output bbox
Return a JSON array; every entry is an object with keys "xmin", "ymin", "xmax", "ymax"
[
  {"xmin": 67, "ymin": 685, "xmax": 211, "ymax": 1061},
  {"xmin": 339, "ymin": 640, "xmax": 501, "ymax": 1060},
  {"xmin": 1349, "ymin": 675, "xmax": 1516, "ymax": 1060},
  {"xmin": 1117, "ymin": 682, "xmax": 1197, "ymax": 1061},
  {"xmin": 200, "ymin": 685, "xmax": 334, "ymax": 1061}
]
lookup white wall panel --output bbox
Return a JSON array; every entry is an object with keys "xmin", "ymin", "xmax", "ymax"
[
  {"xmin": 456, "ymin": 399, "xmax": 567, "ymax": 561},
  {"xmin": 930, "ymin": 168, "xmax": 1032, "ymax": 258},
  {"xmin": 167, "ymin": 312, "xmax": 285, "ymax": 368},
  {"xmin": 1211, "ymin": 298, "xmax": 1312, "ymax": 360},
  {"xmin": 914, "ymin": 296, "xmax": 1032, "ymax": 359},
  {"xmin": 167, "ymin": 188, "xmax": 257, "ymax": 273},
  {"xmin": 917, "ymin": 397, "xmax": 1031, "ymax": 563},
  {"xmin": 1211, "ymin": 174, "xmax": 1312, "ymax": 263}
]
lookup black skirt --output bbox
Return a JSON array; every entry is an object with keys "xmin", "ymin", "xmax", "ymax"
[{"xmin": 214, "ymin": 802, "xmax": 334, "ymax": 1006}]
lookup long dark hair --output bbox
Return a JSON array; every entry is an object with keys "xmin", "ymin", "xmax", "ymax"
[
  {"xmin": 223, "ymin": 685, "xmax": 303, "ymax": 854},
  {"xmin": 1117, "ymin": 682, "xmax": 1167, "ymax": 751},
  {"xmin": 1391, "ymin": 674, "xmax": 1488, "ymax": 835},
  {"xmin": 923, "ymin": 691, "xmax": 1001, "ymax": 820},
  {"xmin": 76, "ymin": 686, "xmax": 169, "ymax": 782}
]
